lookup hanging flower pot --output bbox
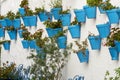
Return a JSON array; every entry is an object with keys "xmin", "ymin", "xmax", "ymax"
[
  {"xmin": 7, "ymin": 30, "xmax": 17, "ymax": 40},
  {"xmin": 29, "ymin": 40, "xmax": 36, "ymax": 49},
  {"xmin": 0, "ymin": 19, "xmax": 7, "ymax": 27},
  {"xmin": 19, "ymin": 8, "xmax": 25, "ymax": 16},
  {"xmin": 83, "ymin": 6, "xmax": 96, "ymax": 19},
  {"xmin": 106, "ymin": 9, "xmax": 119, "ymax": 24},
  {"xmin": 13, "ymin": 19, "xmax": 21, "ymax": 29},
  {"xmin": 74, "ymin": 9, "xmax": 86, "ymax": 22},
  {"xmin": 60, "ymin": 13, "xmax": 71, "ymax": 26},
  {"xmin": 77, "ymin": 49, "xmax": 89, "ymax": 63},
  {"xmin": 114, "ymin": 41, "xmax": 120, "ymax": 53},
  {"xmin": 88, "ymin": 36, "xmax": 101, "ymax": 50},
  {"xmin": 5, "ymin": 18, "xmax": 13, "ymax": 26},
  {"xmin": 0, "ymin": 28, "xmax": 5, "ymax": 37},
  {"xmin": 57, "ymin": 36, "xmax": 67, "ymax": 49},
  {"xmin": 21, "ymin": 40, "xmax": 29, "ymax": 49},
  {"xmin": 68, "ymin": 25, "xmax": 81, "ymax": 38},
  {"xmin": 109, "ymin": 47, "xmax": 119, "ymax": 60},
  {"xmin": 51, "ymin": 8, "xmax": 62, "ymax": 20},
  {"xmin": 96, "ymin": 22, "xmax": 110, "ymax": 38},
  {"xmin": 3, "ymin": 41, "xmax": 11, "ymax": 50},
  {"xmin": 18, "ymin": 29, "xmax": 23, "ymax": 38},
  {"xmin": 99, "ymin": 7, "xmax": 106, "ymax": 14},
  {"xmin": 117, "ymin": 9, "xmax": 120, "ymax": 19}
]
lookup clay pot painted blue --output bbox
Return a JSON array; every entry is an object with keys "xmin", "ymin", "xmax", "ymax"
[
  {"xmin": 57, "ymin": 36, "xmax": 67, "ymax": 49},
  {"xmin": 77, "ymin": 49, "xmax": 89, "ymax": 63},
  {"xmin": 68, "ymin": 25, "xmax": 81, "ymax": 38},
  {"xmin": 106, "ymin": 9, "xmax": 119, "ymax": 24},
  {"xmin": 18, "ymin": 29, "xmax": 23, "ymax": 38},
  {"xmin": 99, "ymin": 7, "xmax": 105, "ymax": 14},
  {"xmin": 5, "ymin": 18, "xmax": 13, "ymax": 26},
  {"xmin": 109, "ymin": 47, "xmax": 119, "ymax": 60},
  {"xmin": 21, "ymin": 40, "xmax": 29, "ymax": 49},
  {"xmin": 74, "ymin": 9, "xmax": 86, "ymax": 22},
  {"xmin": 3, "ymin": 41, "xmax": 10, "ymax": 50},
  {"xmin": 13, "ymin": 19, "xmax": 21, "ymax": 29},
  {"xmin": 22, "ymin": 16, "xmax": 37, "ymax": 26},
  {"xmin": 114, "ymin": 41, "xmax": 120, "ymax": 53},
  {"xmin": 29, "ymin": 40, "xmax": 36, "ymax": 49},
  {"xmin": 8, "ymin": 30, "xmax": 17, "ymax": 40},
  {"xmin": 38, "ymin": 12, "xmax": 52, "ymax": 22},
  {"xmin": 53, "ymin": 28, "xmax": 62, "ymax": 36},
  {"xmin": 51, "ymin": 8, "xmax": 62, "ymax": 20},
  {"xmin": 88, "ymin": 36, "xmax": 101, "ymax": 50},
  {"xmin": 0, "ymin": 28, "xmax": 5, "ymax": 37},
  {"xmin": 60, "ymin": 13, "xmax": 71, "ymax": 26},
  {"xmin": 19, "ymin": 8, "xmax": 25, "ymax": 16},
  {"xmin": 96, "ymin": 22, "xmax": 110, "ymax": 38},
  {"xmin": 0, "ymin": 19, "xmax": 7, "ymax": 27},
  {"xmin": 117, "ymin": 9, "xmax": 120, "ymax": 19},
  {"xmin": 83, "ymin": 6, "xmax": 96, "ymax": 19}
]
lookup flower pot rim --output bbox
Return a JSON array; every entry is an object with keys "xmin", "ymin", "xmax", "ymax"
[{"xmin": 74, "ymin": 9, "xmax": 84, "ymax": 12}]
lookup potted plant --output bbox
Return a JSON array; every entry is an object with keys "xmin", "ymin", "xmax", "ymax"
[
  {"xmin": 74, "ymin": 9, "xmax": 86, "ymax": 23},
  {"xmin": 84, "ymin": 0, "xmax": 102, "ymax": 19},
  {"xmin": 44, "ymin": 19, "xmax": 62, "ymax": 37},
  {"xmin": 74, "ymin": 39, "xmax": 89, "ymax": 63},
  {"xmin": 3, "ymin": 40, "xmax": 11, "ymax": 50},
  {"xmin": 0, "ymin": 25, "xmax": 5, "ymax": 37},
  {"xmin": 100, "ymin": 0, "xmax": 119, "ymax": 24},
  {"xmin": 59, "ymin": 9, "xmax": 71, "ymax": 26},
  {"xmin": 88, "ymin": 32, "xmax": 101, "ymax": 50},
  {"xmin": 96, "ymin": 22, "xmax": 111, "ymax": 38},
  {"xmin": 0, "ymin": 15, "xmax": 7, "ymax": 28},
  {"xmin": 68, "ymin": 18, "xmax": 81, "ymax": 38},
  {"xmin": 105, "ymin": 27, "xmax": 120, "ymax": 60},
  {"xmin": 50, "ymin": 0, "xmax": 62, "ymax": 20}
]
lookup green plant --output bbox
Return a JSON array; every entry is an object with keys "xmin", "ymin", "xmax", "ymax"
[
  {"xmin": 0, "ymin": 15, "xmax": 5, "ymax": 19},
  {"xmin": 6, "ymin": 11, "xmax": 15, "ymax": 20},
  {"xmin": 50, "ymin": 0, "xmax": 62, "ymax": 8},
  {"xmin": 20, "ymin": 0, "xmax": 29, "ymax": 8},
  {"xmin": 43, "ymin": 20, "xmax": 62, "ymax": 29},
  {"xmin": 71, "ymin": 17, "xmax": 81, "ymax": 26},
  {"xmin": 87, "ymin": 0, "xmax": 102, "ymax": 7},
  {"xmin": 22, "ymin": 30, "xmax": 31, "ymax": 40},
  {"xmin": 34, "ymin": 7, "xmax": 45, "ymax": 15},
  {"xmin": 59, "ymin": 9, "xmax": 70, "ymax": 14},
  {"xmin": 105, "ymin": 27, "xmax": 120, "ymax": 47},
  {"xmin": 104, "ymin": 67, "xmax": 120, "ymax": 80},
  {"xmin": 25, "ymin": 9, "xmax": 34, "ymax": 16},
  {"xmin": 15, "ymin": 12, "xmax": 21, "ymax": 19},
  {"xmin": 5, "ymin": 26, "xmax": 16, "ymax": 31}
]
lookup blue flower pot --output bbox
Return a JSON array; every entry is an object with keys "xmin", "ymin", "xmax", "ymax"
[
  {"xmin": 51, "ymin": 8, "xmax": 62, "ymax": 20},
  {"xmin": 5, "ymin": 18, "xmax": 13, "ymax": 26},
  {"xmin": 77, "ymin": 49, "xmax": 89, "ymax": 63},
  {"xmin": 99, "ymin": 7, "xmax": 105, "ymax": 14},
  {"xmin": 22, "ymin": 16, "xmax": 37, "ymax": 26},
  {"xmin": 21, "ymin": 40, "xmax": 29, "ymax": 49},
  {"xmin": 0, "ymin": 28, "xmax": 5, "ymax": 37},
  {"xmin": 38, "ymin": 12, "xmax": 52, "ymax": 22},
  {"xmin": 109, "ymin": 47, "xmax": 119, "ymax": 60},
  {"xmin": 88, "ymin": 36, "xmax": 101, "ymax": 50},
  {"xmin": 19, "ymin": 8, "xmax": 25, "ymax": 16},
  {"xmin": 83, "ymin": 6, "xmax": 96, "ymax": 19},
  {"xmin": 96, "ymin": 22, "xmax": 110, "ymax": 38},
  {"xmin": 29, "ymin": 40, "xmax": 36, "ymax": 49},
  {"xmin": 3, "ymin": 41, "xmax": 10, "ymax": 50},
  {"xmin": 0, "ymin": 19, "xmax": 7, "ymax": 27},
  {"xmin": 68, "ymin": 25, "xmax": 81, "ymax": 38},
  {"xmin": 117, "ymin": 9, "xmax": 120, "ymax": 19},
  {"xmin": 74, "ymin": 9, "xmax": 86, "ymax": 22},
  {"xmin": 8, "ymin": 30, "xmax": 17, "ymax": 40},
  {"xmin": 18, "ymin": 29, "xmax": 23, "ymax": 38},
  {"xmin": 114, "ymin": 41, "xmax": 120, "ymax": 53},
  {"xmin": 13, "ymin": 19, "xmax": 21, "ymax": 29},
  {"xmin": 57, "ymin": 36, "xmax": 67, "ymax": 49},
  {"xmin": 106, "ymin": 9, "xmax": 119, "ymax": 24},
  {"xmin": 60, "ymin": 13, "xmax": 71, "ymax": 26}
]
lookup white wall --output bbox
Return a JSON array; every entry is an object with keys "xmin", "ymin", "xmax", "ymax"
[{"xmin": 1, "ymin": 0, "xmax": 120, "ymax": 80}]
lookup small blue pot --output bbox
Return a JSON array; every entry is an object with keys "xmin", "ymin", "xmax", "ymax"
[
  {"xmin": 68, "ymin": 25, "xmax": 81, "ymax": 38},
  {"xmin": 77, "ymin": 49, "xmax": 89, "ymax": 63},
  {"xmin": 109, "ymin": 47, "xmax": 119, "ymax": 60},
  {"xmin": 60, "ymin": 13, "xmax": 71, "ymax": 26},
  {"xmin": 19, "ymin": 8, "xmax": 25, "ymax": 16},
  {"xmin": 18, "ymin": 29, "xmax": 23, "ymax": 38},
  {"xmin": 96, "ymin": 22, "xmax": 110, "ymax": 38},
  {"xmin": 88, "ymin": 36, "xmax": 101, "ymax": 50},
  {"xmin": 98, "ymin": 7, "xmax": 105, "ymax": 14},
  {"xmin": 57, "ymin": 36, "xmax": 67, "ymax": 49},
  {"xmin": 5, "ymin": 18, "xmax": 13, "ymax": 26},
  {"xmin": 7, "ymin": 30, "xmax": 17, "ymax": 40},
  {"xmin": 13, "ymin": 19, "xmax": 21, "ymax": 29},
  {"xmin": 74, "ymin": 9, "xmax": 86, "ymax": 22},
  {"xmin": 21, "ymin": 40, "xmax": 29, "ymax": 49},
  {"xmin": 51, "ymin": 8, "xmax": 62, "ymax": 20},
  {"xmin": 117, "ymin": 9, "xmax": 120, "ymax": 19},
  {"xmin": 106, "ymin": 9, "xmax": 119, "ymax": 24},
  {"xmin": 114, "ymin": 41, "xmax": 120, "ymax": 53},
  {"xmin": 0, "ymin": 19, "xmax": 7, "ymax": 27},
  {"xmin": 29, "ymin": 40, "xmax": 36, "ymax": 49},
  {"xmin": 0, "ymin": 28, "xmax": 5, "ymax": 37},
  {"xmin": 3, "ymin": 41, "xmax": 10, "ymax": 50},
  {"xmin": 83, "ymin": 6, "xmax": 96, "ymax": 19}
]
